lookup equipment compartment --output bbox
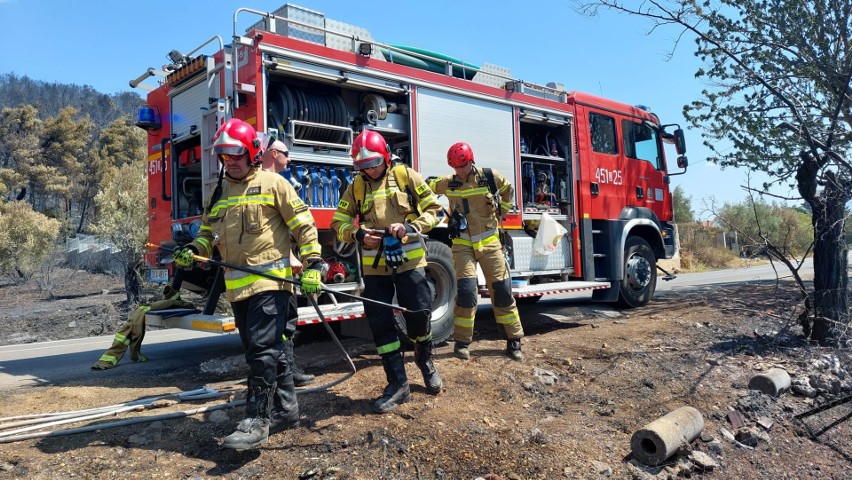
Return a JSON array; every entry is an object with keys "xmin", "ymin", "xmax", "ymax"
[{"xmin": 518, "ymin": 116, "xmax": 573, "ymax": 218}]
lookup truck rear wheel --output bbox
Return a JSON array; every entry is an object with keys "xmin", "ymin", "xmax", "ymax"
[
  {"xmin": 396, "ymin": 240, "xmax": 456, "ymax": 344},
  {"xmin": 618, "ymin": 236, "xmax": 656, "ymax": 308}
]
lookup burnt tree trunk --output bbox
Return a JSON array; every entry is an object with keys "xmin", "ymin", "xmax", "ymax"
[
  {"xmin": 798, "ymin": 154, "xmax": 850, "ymax": 346},
  {"xmin": 124, "ymin": 258, "xmax": 142, "ymax": 306}
]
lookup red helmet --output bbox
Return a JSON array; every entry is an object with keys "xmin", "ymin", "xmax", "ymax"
[
  {"xmin": 213, "ymin": 118, "xmax": 261, "ymax": 165},
  {"xmin": 447, "ymin": 142, "xmax": 474, "ymax": 168},
  {"xmin": 351, "ymin": 130, "xmax": 390, "ymax": 171}
]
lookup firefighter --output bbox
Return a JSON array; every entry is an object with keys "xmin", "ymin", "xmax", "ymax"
[
  {"xmin": 173, "ymin": 118, "xmax": 323, "ymax": 450},
  {"xmin": 260, "ymin": 139, "xmax": 316, "ymax": 388},
  {"xmin": 429, "ymin": 142, "xmax": 524, "ymax": 361},
  {"xmin": 330, "ymin": 130, "xmax": 443, "ymax": 413}
]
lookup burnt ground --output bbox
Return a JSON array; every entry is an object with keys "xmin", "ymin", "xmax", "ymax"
[{"xmin": 1, "ymin": 268, "xmax": 852, "ymax": 479}]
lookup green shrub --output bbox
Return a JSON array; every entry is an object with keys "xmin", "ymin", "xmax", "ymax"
[{"xmin": 0, "ymin": 201, "xmax": 61, "ymax": 280}]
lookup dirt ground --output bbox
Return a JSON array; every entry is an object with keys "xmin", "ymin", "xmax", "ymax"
[{"xmin": 1, "ymin": 268, "xmax": 852, "ymax": 479}]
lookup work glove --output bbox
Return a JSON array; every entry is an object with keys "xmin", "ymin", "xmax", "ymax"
[
  {"xmin": 383, "ymin": 236, "xmax": 408, "ymax": 270},
  {"xmin": 173, "ymin": 246, "xmax": 197, "ymax": 270},
  {"xmin": 301, "ymin": 268, "xmax": 322, "ymax": 295}
]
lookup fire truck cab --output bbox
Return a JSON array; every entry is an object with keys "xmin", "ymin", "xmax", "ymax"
[{"xmin": 132, "ymin": 3, "xmax": 687, "ymax": 341}]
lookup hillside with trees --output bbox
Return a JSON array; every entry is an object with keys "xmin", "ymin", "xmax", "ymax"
[{"xmin": 0, "ymin": 73, "xmax": 147, "ymax": 299}]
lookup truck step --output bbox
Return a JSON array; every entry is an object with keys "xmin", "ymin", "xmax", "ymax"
[
  {"xmin": 146, "ymin": 311, "xmax": 236, "ymax": 334},
  {"xmin": 477, "ymin": 280, "xmax": 611, "ymax": 299},
  {"xmin": 511, "ymin": 280, "xmax": 609, "ymax": 297},
  {"xmin": 146, "ymin": 302, "xmax": 368, "ymax": 334},
  {"xmin": 295, "ymin": 302, "xmax": 366, "ymax": 326}
]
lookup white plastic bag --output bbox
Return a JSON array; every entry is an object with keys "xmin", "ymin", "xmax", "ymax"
[{"xmin": 533, "ymin": 212, "xmax": 568, "ymax": 255}]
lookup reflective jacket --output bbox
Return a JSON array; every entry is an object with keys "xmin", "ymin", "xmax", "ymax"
[
  {"xmin": 430, "ymin": 167, "xmax": 514, "ymax": 250},
  {"xmin": 331, "ymin": 164, "xmax": 441, "ymax": 275},
  {"xmin": 189, "ymin": 167, "xmax": 321, "ymax": 302}
]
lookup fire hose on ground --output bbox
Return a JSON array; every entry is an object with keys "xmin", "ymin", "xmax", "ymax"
[{"xmin": 0, "ymin": 245, "xmax": 419, "ymax": 443}]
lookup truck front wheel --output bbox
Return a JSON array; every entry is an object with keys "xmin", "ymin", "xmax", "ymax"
[
  {"xmin": 618, "ymin": 236, "xmax": 656, "ymax": 308},
  {"xmin": 395, "ymin": 240, "xmax": 457, "ymax": 344}
]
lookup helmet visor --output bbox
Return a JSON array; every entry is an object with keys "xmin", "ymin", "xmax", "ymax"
[
  {"xmin": 353, "ymin": 155, "xmax": 385, "ymax": 171},
  {"xmin": 214, "ymin": 144, "xmax": 248, "ymax": 156}
]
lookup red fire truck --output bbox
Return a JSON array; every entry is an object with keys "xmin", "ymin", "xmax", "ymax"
[{"xmin": 131, "ymin": 3, "xmax": 687, "ymax": 341}]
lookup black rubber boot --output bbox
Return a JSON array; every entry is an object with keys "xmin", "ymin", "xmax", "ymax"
[
  {"xmin": 414, "ymin": 340, "xmax": 442, "ymax": 395},
  {"xmin": 223, "ymin": 385, "xmax": 272, "ymax": 450},
  {"xmin": 373, "ymin": 351, "xmax": 411, "ymax": 414},
  {"xmin": 283, "ymin": 339, "xmax": 315, "ymax": 387},
  {"xmin": 270, "ymin": 356, "xmax": 300, "ymax": 434},
  {"xmin": 507, "ymin": 338, "xmax": 524, "ymax": 361}
]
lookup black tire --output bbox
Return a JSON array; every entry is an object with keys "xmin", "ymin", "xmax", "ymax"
[
  {"xmin": 618, "ymin": 236, "xmax": 656, "ymax": 308},
  {"xmin": 396, "ymin": 240, "xmax": 456, "ymax": 344},
  {"xmin": 515, "ymin": 295, "xmax": 543, "ymax": 305}
]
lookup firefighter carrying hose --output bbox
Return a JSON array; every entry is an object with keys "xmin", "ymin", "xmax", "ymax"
[
  {"xmin": 429, "ymin": 142, "xmax": 525, "ymax": 361},
  {"xmin": 172, "ymin": 118, "xmax": 323, "ymax": 450},
  {"xmin": 330, "ymin": 130, "xmax": 443, "ymax": 413}
]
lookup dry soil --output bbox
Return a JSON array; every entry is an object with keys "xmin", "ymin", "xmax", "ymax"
[{"xmin": 1, "ymin": 268, "xmax": 851, "ymax": 479}]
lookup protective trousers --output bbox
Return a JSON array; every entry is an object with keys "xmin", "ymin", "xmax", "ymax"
[
  {"xmin": 452, "ymin": 242, "xmax": 523, "ymax": 344},
  {"xmin": 362, "ymin": 267, "xmax": 433, "ymax": 354},
  {"xmin": 92, "ymin": 306, "xmax": 148, "ymax": 369},
  {"xmin": 282, "ymin": 295, "xmax": 314, "ymax": 386},
  {"xmin": 232, "ymin": 290, "xmax": 295, "ymax": 416}
]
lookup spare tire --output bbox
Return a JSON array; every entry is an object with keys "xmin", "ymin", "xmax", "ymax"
[{"xmin": 396, "ymin": 240, "xmax": 456, "ymax": 344}]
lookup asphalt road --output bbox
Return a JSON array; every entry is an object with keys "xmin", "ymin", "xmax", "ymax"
[{"xmin": 0, "ymin": 259, "xmax": 815, "ymax": 391}]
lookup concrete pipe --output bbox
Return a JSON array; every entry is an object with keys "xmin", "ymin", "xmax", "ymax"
[
  {"xmin": 630, "ymin": 406, "xmax": 704, "ymax": 466},
  {"xmin": 748, "ymin": 368, "xmax": 791, "ymax": 397}
]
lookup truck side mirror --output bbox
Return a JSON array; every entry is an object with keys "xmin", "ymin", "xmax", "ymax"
[
  {"xmin": 677, "ymin": 155, "xmax": 688, "ymax": 169},
  {"xmin": 673, "ymin": 128, "xmax": 686, "ymax": 155}
]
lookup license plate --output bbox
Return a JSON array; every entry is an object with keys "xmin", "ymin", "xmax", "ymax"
[{"xmin": 147, "ymin": 268, "xmax": 170, "ymax": 283}]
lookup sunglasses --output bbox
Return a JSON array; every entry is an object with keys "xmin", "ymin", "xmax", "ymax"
[
  {"xmin": 219, "ymin": 153, "xmax": 247, "ymax": 162},
  {"xmin": 265, "ymin": 137, "xmax": 289, "ymax": 157}
]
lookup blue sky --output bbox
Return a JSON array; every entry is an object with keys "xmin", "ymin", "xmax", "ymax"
[{"xmin": 0, "ymin": 0, "xmax": 791, "ymax": 218}]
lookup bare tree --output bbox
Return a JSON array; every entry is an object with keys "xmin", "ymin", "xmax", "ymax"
[{"xmin": 579, "ymin": 0, "xmax": 852, "ymax": 345}]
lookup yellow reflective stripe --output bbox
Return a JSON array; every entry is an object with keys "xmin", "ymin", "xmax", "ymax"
[
  {"xmin": 444, "ymin": 186, "xmax": 490, "ymax": 198},
  {"xmin": 361, "ymin": 245, "xmax": 425, "ymax": 267},
  {"xmin": 500, "ymin": 200, "xmax": 513, "ymax": 210},
  {"xmin": 451, "ymin": 232, "xmax": 500, "ymax": 249},
  {"xmin": 411, "ymin": 333, "xmax": 432, "ymax": 343},
  {"xmin": 224, "ymin": 260, "xmax": 291, "ymax": 288},
  {"xmin": 299, "ymin": 243, "xmax": 322, "ymax": 256},
  {"xmin": 337, "ymin": 225, "xmax": 353, "ymax": 242},
  {"xmin": 376, "ymin": 340, "xmax": 401, "ymax": 355},
  {"xmin": 225, "ymin": 267, "xmax": 292, "ymax": 289},
  {"xmin": 454, "ymin": 316, "xmax": 475, "ymax": 328},
  {"xmin": 496, "ymin": 311, "xmax": 520, "ymax": 325},
  {"xmin": 281, "ymin": 333, "xmax": 289, "ymax": 341},
  {"xmin": 418, "ymin": 195, "xmax": 438, "ymax": 211},
  {"xmin": 195, "ymin": 237, "xmax": 211, "ymax": 253},
  {"xmin": 199, "ymin": 225, "xmax": 211, "ymax": 232},
  {"xmin": 286, "ymin": 211, "xmax": 314, "ymax": 229},
  {"xmin": 332, "ymin": 211, "xmax": 355, "ymax": 223},
  {"xmin": 498, "ymin": 183, "xmax": 511, "ymax": 194},
  {"xmin": 210, "ymin": 194, "xmax": 275, "ymax": 216},
  {"xmin": 114, "ymin": 333, "xmax": 129, "ymax": 346},
  {"xmin": 365, "ymin": 187, "xmax": 396, "ymax": 202},
  {"xmin": 422, "ymin": 211, "xmax": 439, "ymax": 229},
  {"xmin": 98, "ymin": 354, "xmax": 117, "ymax": 365},
  {"xmin": 362, "ymin": 187, "xmax": 398, "ymax": 211}
]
